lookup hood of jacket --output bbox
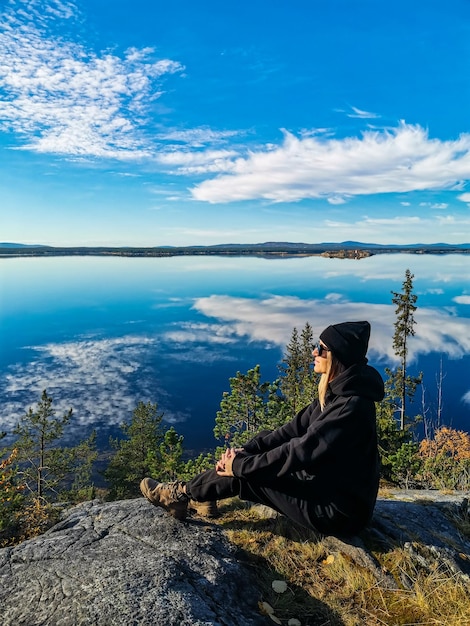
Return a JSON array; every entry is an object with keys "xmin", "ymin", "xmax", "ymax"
[{"xmin": 328, "ymin": 363, "xmax": 385, "ymax": 402}]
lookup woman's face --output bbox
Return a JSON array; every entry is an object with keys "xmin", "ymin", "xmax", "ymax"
[{"xmin": 313, "ymin": 341, "xmax": 329, "ymax": 374}]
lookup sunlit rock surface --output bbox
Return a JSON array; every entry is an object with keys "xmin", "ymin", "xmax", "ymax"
[
  {"xmin": 0, "ymin": 499, "xmax": 267, "ymax": 626},
  {"xmin": 1, "ymin": 491, "xmax": 469, "ymax": 625}
]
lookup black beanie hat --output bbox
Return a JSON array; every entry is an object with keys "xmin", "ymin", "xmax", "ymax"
[{"xmin": 319, "ymin": 321, "xmax": 370, "ymax": 367}]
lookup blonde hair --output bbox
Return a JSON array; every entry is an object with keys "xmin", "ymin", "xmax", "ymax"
[{"xmin": 318, "ymin": 350, "xmax": 346, "ymax": 410}]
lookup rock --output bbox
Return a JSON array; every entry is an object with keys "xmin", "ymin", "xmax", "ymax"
[
  {"xmin": 1, "ymin": 490, "xmax": 469, "ymax": 625},
  {"xmin": 323, "ymin": 490, "xmax": 470, "ymax": 589},
  {"xmin": 0, "ymin": 499, "xmax": 267, "ymax": 626}
]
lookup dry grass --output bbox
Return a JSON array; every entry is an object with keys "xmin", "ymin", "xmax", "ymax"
[{"xmin": 214, "ymin": 498, "xmax": 470, "ymax": 626}]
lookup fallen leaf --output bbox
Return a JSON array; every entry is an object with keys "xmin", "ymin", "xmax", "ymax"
[
  {"xmin": 271, "ymin": 579, "xmax": 288, "ymax": 594},
  {"xmin": 259, "ymin": 601, "xmax": 275, "ymax": 615},
  {"xmin": 268, "ymin": 614, "xmax": 282, "ymax": 625},
  {"xmin": 288, "ymin": 619, "xmax": 302, "ymax": 626},
  {"xmin": 322, "ymin": 554, "xmax": 335, "ymax": 565}
]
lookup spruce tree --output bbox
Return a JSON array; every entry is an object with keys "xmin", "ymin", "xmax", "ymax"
[
  {"xmin": 388, "ymin": 268, "xmax": 423, "ymax": 430},
  {"xmin": 376, "ymin": 269, "xmax": 423, "ymax": 484},
  {"xmin": 300, "ymin": 321, "xmax": 317, "ymax": 404},
  {"xmin": 278, "ymin": 322, "xmax": 317, "ymax": 417},
  {"xmin": 278, "ymin": 326, "xmax": 302, "ymax": 415}
]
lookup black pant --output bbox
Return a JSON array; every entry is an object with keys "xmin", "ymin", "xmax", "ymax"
[{"xmin": 186, "ymin": 469, "xmax": 357, "ymax": 536}]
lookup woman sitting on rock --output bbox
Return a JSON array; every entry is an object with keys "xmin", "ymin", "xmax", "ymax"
[{"xmin": 140, "ymin": 320, "xmax": 384, "ymax": 537}]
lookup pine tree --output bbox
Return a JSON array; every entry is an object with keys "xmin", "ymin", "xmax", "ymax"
[
  {"xmin": 62, "ymin": 430, "xmax": 98, "ymax": 501},
  {"xmin": 178, "ymin": 452, "xmax": 215, "ymax": 481},
  {"xmin": 214, "ymin": 365, "xmax": 280, "ymax": 447},
  {"xmin": 388, "ymin": 441, "xmax": 422, "ymax": 489},
  {"xmin": 104, "ymin": 401, "xmax": 165, "ymax": 499},
  {"xmin": 147, "ymin": 427, "xmax": 184, "ymax": 481},
  {"xmin": 375, "ymin": 399, "xmax": 409, "ymax": 482},
  {"xmin": 13, "ymin": 389, "xmax": 73, "ymax": 501},
  {"xmin": 388, "ymin": 269, "xmax": 423, "ymax": 430}
]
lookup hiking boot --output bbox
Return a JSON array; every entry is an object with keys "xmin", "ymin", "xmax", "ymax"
[
  {"xmin": 140, "ymin": 477, "xmax": 189, "ymax": 520},
  {"xmin": 189, "ymin": 499, "xmax": 220, "ymax": 518}
]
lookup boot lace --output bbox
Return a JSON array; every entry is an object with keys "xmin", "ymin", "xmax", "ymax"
[{"xmin": 168, "ymin": 481, "xmax": 187, "ymax": 502}]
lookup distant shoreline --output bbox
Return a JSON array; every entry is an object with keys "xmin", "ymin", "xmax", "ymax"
[{"xmin": 0, "ymin": 242, "xmax": 469, "ymax": 259}]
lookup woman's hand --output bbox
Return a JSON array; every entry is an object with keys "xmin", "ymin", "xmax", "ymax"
[{"xmin": 216, "ymin": 447, "xmax": 238, "ymax": 477}]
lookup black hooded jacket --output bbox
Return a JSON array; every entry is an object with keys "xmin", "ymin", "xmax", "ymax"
[{"xmin": 232, "ymin": 363, "xmax": 385, "ymax": 528}]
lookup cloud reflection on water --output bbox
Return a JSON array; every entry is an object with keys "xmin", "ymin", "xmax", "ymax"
[
  {"xmin": 1, "ymin": 255, "xmax": 470, "ymax": 444},
  {"xmin": 1, "ymin": 335, "xmax": 181, "ymax": 434},
  {"xmin": 192, "ymin": 294, "xmax": 470, "ymax": 363}
]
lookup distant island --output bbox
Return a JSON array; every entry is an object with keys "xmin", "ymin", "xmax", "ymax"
[{"xmin": 1, "ymin": 241, "xmax": 469, "ymax": 259}]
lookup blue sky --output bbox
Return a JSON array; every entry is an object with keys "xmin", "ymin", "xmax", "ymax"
[{"xmin": 2, "ymin": 0, "xmax": 470, "ymax": 246}]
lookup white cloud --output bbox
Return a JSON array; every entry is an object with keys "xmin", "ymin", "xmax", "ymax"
[
  {"xmin": 453, "ymin": 295, "xmax": 470, "ymax": 304},
  {"xmin": 356, "ymin": 216, "xmax": 422, "ymax": 226},
  {"xmin": 163, "ymin": 322, "xmax": 240, "ymax": 346},
  {"xmin": 20, "ymin": 0, "xmax": 76, "ymax": 22},
  {"xmin": 436, "ymin": 215, "xmax": 457, "ymax": 224},
  {"xmin": 327, "ymin": 195, "xmax": 349, "ymax": 205},
  {"xmin": 2, "ymin": 289, "xmax": 469, "ymax": 438},
  {"xmin": 157, "ymin": 149, "xmax": 239, "ymax": 174},
  {"xmin": 192, "ymin": 294, "xmax": 470, "ymax": 363},
  {"xmin": 0, "ymin": 1, "xmax": 184, "ymax": 159},
  {"xmin": 458, "ymin": 192, "xmax": 470, "ymax": 204},
  {"xmin": 193, "ymin": 294, "xmax": 395, "ymax": 358},
  {"xmin": 0, "ymin": 324, "xmax": 246, "ymax": 437},
  {"xmin": 419, "ymin": 202, "xmax": 449, "ymax": 209},
  {"xmin": 275, "ymin": 212, "xmax": 470, "ymax": 246},
  {"xmin": 156, "ymin": 127, "xmax": 241, "ymax": 147},
  {"xmin": 0, "ymin": 335, "xmax": 160, "ymax": 432},
  {"xmin": 346, "ymin": 106, "xmax": 380, "ymax": 119},
  {"xmin": 191, "ymin": 123, "xmax": 470, "ymax": 203},
  {"xmin": 325, "ymin": 293, "xmax": 346, "ymax": 302}
]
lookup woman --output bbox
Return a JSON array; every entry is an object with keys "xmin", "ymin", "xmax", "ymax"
[{"xmin": 140, "ymin": 321, "xmax": 385, "ymax": 536}]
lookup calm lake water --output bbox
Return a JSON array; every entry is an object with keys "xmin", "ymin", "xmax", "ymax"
[{"xmin": 1, "ymin": 253, "xmax": 469, "ymax": 453}]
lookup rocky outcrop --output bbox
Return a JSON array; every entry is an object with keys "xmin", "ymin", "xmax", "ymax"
[
  {"xmin": 0, "ymin": 499, "xmax": 267, "ymax": 626},
  {"xmin": 326, "ymin": 490, "xmax": 470, "ymax": 589},
  {"xmin": 1, "ymin": 491, "xmax": 469, "ymax": 625}
]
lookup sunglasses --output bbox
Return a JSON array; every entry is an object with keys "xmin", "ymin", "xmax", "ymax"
[{"xmin": 313, "ymin": 342, "xmax": 330, "ymax": 357}]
